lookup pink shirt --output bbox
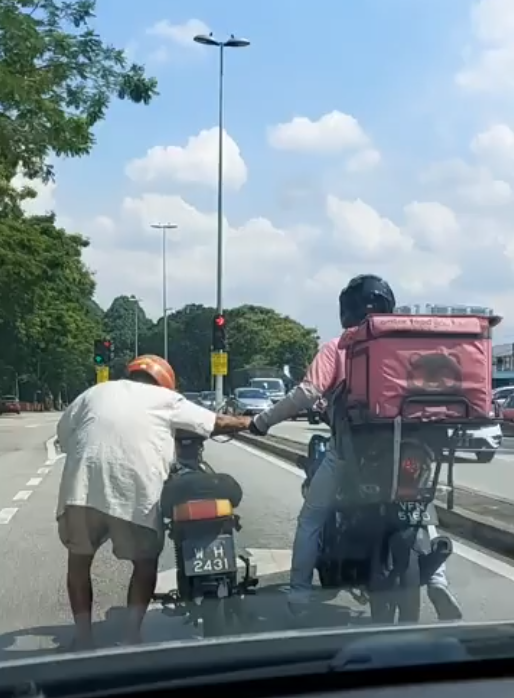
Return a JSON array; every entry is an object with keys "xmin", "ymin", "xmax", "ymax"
[{"xmin": 304, "ymin": 337, "xmax": 347, "ymax": 396}]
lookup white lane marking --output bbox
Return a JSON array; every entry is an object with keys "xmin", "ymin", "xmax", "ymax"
[
  {"xmin": 0, "ymin": 508, "xmax": 18, "ymax": 524},
  {"xmin": 232, "ymin": 439, "xmax": 514, "ymax": 583},
  {"xmin": 45, "ymin": 436, "xmax": 58, "ymax": 464},
  {"xmin": 26, "ymin": 424, "xmax": 42, "ymax": 429},
  {"xmin": 13, "ymin": 491, "xmax": 32, "ymax": 502},
  {"xmin": 26, "ymin": 477, "xmax": 42, "ymax": 487},
  {"xmin": 37, "ymin": 467, "xmax": 51, "ymax": 475},
  {"xmin": 231, "ymin": 440, "xmax": 305, "ymax": 479},
  {"xmin": 452, "ymin": 540, "xmax": 514, "ymax": 581}
]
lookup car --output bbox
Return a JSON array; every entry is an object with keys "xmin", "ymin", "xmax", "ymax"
[
  {"xmin": 183, "ymin": 392, "xmax": 201, "ymax": 405},
  {"xmin": 500, "ymin": 393, "xmax": 514, "ymax": 437},
  {"xmin": 224, "ymin": 387, "xmax": 273, "ymax": 416},
  {"xmin": 199, "ymin": 391, "xmax": 216, "ymax": 410},
  {"xmin": 452, "ymin": 423, "xmax": 502, "ymax": 463},
  {"xmin": 0, "ymin": 395, "xmax": 21, "ymax": 415},
  {"xmin": 493, "ymin": 385, "xmax": 514, "ymax": 407}
]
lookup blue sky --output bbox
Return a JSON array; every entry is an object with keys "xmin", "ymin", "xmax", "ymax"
[{"xmin": 27, "ymin": 0, "xmax": 514, "ymax": 341}]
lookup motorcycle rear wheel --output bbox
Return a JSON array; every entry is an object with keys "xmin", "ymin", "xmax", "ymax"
[
  {"xmin": 200, "ymin": 597, "xmax": 241, "ymax": 638},
  {"xmin": 368, "ymin": 546, "xmax": 421, "ymax": 624}
]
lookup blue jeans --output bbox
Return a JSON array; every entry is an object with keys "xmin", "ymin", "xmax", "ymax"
[{"xmin": 289, "ymin": 446, "xmax": 450, "ymax": 604}]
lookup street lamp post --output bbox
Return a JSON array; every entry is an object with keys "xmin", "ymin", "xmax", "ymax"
[
  {"xmin": 193, "ymin": 32, "xmax": 250, "ymax": 409},
  {"xmin": 129, "ymin": 296, "xmax": 142, "ymax": 357},
  {"xmin": 151, "ymin": 223, "xmax": 178, "ymax": 362}
]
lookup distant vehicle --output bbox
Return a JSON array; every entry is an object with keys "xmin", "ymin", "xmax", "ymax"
[
  {"xmin": 493, "ymin": 385, "xmax": 514, "ymax": 406},
  {"xmin": 248, "ymin": 378, "xmax": 285, "ymax": 404},
  {"xmin": 225, "ymin": 388, "xmax": 273, "ymax": 416},
  {"xmin": 183, "ymin": 392, "xmax": 201, "ymax": 405},
  {"xmin": 199, "ymin": 391, "xmax": 216, "ymax": 410},
  {"xmin": 501, "ymin": 393, "xmax": 514, "ymax": 437},
  {"xmin": 0, "ymin": 395, "xmax": 20, "ymax": 415}
]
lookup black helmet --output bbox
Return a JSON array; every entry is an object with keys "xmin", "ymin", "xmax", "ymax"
[{"xmin": 339, "ymin": 274, "xmax": 396, "ymax": 329}]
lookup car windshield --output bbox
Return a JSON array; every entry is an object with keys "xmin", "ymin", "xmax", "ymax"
[
  {"xmin": 236, "ymin": 389, "xmax": 269, "ymax": 400},
  {"xmin": 6, "ymin": 0, "xmax": 514, "ymax": 685},
  {"xmin": 251, "ymin": 379, "xmax": 282, "ymax": 392}
]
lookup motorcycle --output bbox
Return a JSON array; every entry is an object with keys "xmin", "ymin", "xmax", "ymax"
[
  {"xmin": 152, "ymin": 430, "xmax": 259, "ymax": 637},
  {"xmin": 302, "ymin": 424, "xmax": 455, "ymax": 624}
]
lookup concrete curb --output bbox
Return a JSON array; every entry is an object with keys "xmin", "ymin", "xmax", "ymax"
[{"xmin": 235, "ymin": 433, "xmax": 514, "ymax": 560}]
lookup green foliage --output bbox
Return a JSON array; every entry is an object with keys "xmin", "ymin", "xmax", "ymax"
[
  {"xmin": 0, "ymin": 209, "xmax": 101, "ymax": 398},
  {"xmin": 0, "ymin": 0, "xmax": 158, "ymax": 187}
]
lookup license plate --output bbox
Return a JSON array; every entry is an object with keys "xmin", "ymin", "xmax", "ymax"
[
  {"xmin": 181, "ymin": 534, "xmax": 237, "ymax": 577},
  {"xmin": 393, "ymin": 501, "xmax": 438, "ymax": 526}
]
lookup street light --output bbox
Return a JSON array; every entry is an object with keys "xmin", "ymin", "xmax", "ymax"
[
  {"xmin": 151, "ymin": 223, "xmax": 178, "ymax": 362},
  {"xmin": 129, "ymin": 295, "xmax": 142, "ymax": 357},
  {"xmin": 193, "ymin": 32, "xmax": 250, "ymax": 409}
]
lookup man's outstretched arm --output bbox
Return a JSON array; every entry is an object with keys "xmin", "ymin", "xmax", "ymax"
[
  {"xmin": 211, "ymin": 414, "xmax": 252, "ymax": 436},
  {"xmin": 168, "ymin": 395, "xmax": 251, "ymax": 437},
  {"xmin": 253, "ymin": 338, "xmax": 340, "ymax": 434}
]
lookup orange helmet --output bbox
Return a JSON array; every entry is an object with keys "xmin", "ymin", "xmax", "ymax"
[{"xmin": 126, "ymin": 354, "xmax": 176, "ymax": 390}]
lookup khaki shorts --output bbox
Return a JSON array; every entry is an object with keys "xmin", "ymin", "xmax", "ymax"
[{"xmin": 58, "ymin": 505, "xmax": 164, "ymax": 561}]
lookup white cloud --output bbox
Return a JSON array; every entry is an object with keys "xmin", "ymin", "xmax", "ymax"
[
  {"xmin": 11, "ymin": 174, "xmax": 57, "ymax": 215},
  {"xmin": 470, "ymin": 124, "xmax": 514, "ymax": 176},
  {"xmin": 456, "ymin": 0, "xmax": 514, "ymax": 93},
  {"xmin": 268, "ymin": 111, "xmax": 371, "ymax": 154},
  {"xmin": 345, "ymin": 148, "xmax": 381, "ymax": 173},
  {"xmin": 421, "ymin": 157, "xmax": 512, "ymax": 207},
  {"xmin": 146, "ymin": 19, "xmax": 210, "ymax": 48},
  {"xmin": 125, "ymin": 128, "xmax": 248, "ymax": 191}
]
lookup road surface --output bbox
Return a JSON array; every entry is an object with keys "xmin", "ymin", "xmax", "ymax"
[
  {"xmin": 1, "ymin": 414, "xmax": 514, "ymax": 661},
  {"xmin": 269, "ymin": 421, "xmax": 514, "ymax": 503}
]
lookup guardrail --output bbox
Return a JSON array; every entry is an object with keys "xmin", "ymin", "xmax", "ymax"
[{"xmin": 235, "ymin": 432, "xmax": 514, "ymax": 560}]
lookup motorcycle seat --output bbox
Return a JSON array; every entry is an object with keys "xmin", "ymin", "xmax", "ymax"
[{"xmin": 161, "ymin": 471, "xmax": 243, "ymax": 511}]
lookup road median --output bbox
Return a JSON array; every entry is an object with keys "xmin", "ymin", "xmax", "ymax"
[{"xmin": 235, "ymin": 432, "xmax": 514, "ymax": 560}]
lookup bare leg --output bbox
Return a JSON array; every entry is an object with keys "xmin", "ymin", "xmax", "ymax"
[
  {"xmin": 66, "ymin": 551, "xmax": 95, "ymax": 647},
  {"xmin": 123, "ymin": 558, "xmax": 159, "ymax": 644}
]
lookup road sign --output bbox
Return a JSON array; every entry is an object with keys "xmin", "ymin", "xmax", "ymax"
[
  {"xmin": 96, "ymin": 366, "xmax": 109, "ymax": 383},
  {"xmin": 211, "ymin": 352, "xmax": 228, "ymax": 376}
]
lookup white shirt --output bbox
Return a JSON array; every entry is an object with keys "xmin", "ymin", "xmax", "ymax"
[{"xmin": 55, "ymin": 380, "xmax": 216, "ymax": 533}]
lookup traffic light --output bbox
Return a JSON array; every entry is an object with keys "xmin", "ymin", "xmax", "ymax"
[
  {"xmin": 93, "ymin": 339, "xmax": 113, "ymax": 366},
  {"xmin": 212, "ymin": 313, "xmax": 227, "ymax": 352}
]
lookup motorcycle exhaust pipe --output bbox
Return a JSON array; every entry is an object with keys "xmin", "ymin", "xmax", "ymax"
[{"xmin": 419, "ymin": 535, "xmax": 453, "ymax": 584}]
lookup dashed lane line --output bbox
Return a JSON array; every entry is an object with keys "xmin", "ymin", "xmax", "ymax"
[
  {"xmin": 12, "ymin": 491, "xmax": 32, "ymax": 502},
  {"xmin": 0, "ymin": 435, "xmax": 59, "ymax": 524},
  {"xmin": 0, "ymin": 509, "xmax": 18, "ymax": 524}
]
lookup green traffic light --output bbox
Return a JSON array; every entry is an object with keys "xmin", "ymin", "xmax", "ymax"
[{"xmin": 94, "ymin": 356, "xmax": 102, "ymax": 364}]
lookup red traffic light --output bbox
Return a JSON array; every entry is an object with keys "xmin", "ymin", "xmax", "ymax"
[
  {"xmin": 104, "ymin": 340, "xmax": 111, "ymax": 347},
  {"xmin": 214, "ymin": 315, "xmax": 225, "ymax": 327}
]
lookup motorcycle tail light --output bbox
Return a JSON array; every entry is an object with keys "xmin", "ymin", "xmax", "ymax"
[{"xmin": 173, "ymin": 498, "xmax": 233, "ymax": 522}]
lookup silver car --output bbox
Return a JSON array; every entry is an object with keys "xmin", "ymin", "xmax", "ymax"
[
  {"xmin": 199, "ymin": 391, "xmax": 216, "ymax": 410},
  {"xmin": 225, "ymin": 388, "xmax": 273, "ymax": 416}
]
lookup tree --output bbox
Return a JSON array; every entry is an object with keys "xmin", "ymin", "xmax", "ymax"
[
  {"xmin": 0, "ymin": 0, "xmax": 158, "ymax": 188},
  {"xmin": 226, "ymin": 305, "xmax": 318, "ymax": 382},
  {"xmin": 132, "ymin": 303, "xmax": 318, "ymax": 391},
  {"xmin": 0, "ymin": 210, "xmax": 101, "ymax": 400},
  {"xmin": 103, "ymin": 295, "xmax": 152, "ymax": 378}
]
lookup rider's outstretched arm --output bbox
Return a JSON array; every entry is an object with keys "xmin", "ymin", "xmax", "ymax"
[
  {"xmin": 168, "ymin": 394, "xmax": 251, "ymax": 437},
  {"xmin": 253, "ymin": 338, "xmax": 341, "ymax": 434}
]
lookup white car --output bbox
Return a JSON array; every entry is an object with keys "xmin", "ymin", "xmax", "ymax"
[
  {"xmin": 451, "ymin": 422, "xmax": 502, "ymax": 463},
  {"xmin": 493, "ymin": 385, "xmax": 514, "ymax": 406}
]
